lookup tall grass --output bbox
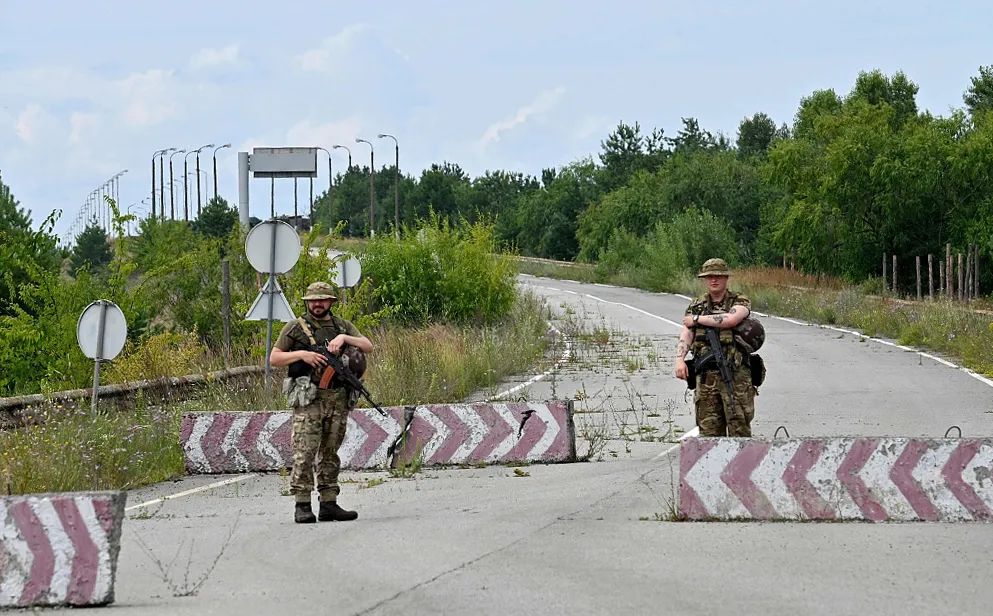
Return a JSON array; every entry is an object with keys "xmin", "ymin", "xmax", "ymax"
[{"xmin": 0, "ymin": 293, "xmax": 550, "ymax": 494}]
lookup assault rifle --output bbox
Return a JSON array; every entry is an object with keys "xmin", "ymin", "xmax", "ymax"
[
  {"xmin": 687, "ymin": 328, "xmax": 736, "ymax": 417},
  {"xmin": 310, "ymin": 345, "xmax": 388, "ymax": 418}
]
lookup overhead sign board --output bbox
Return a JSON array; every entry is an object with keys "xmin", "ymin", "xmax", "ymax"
[{"xmin": 251, "ymin": 147, "xmax": 317, "ymax": 178}]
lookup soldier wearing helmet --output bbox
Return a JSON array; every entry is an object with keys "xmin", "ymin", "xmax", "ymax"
[
  {"xmin": 270, "ymin": 281, "xmax": 373, "ymax": 524},
  {"xmin": 674, "ymin": 259, "xmax": 761, "ymax": 437}
]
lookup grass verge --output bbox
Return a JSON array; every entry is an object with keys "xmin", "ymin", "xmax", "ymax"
[{"xmin": 0, "ymin": 292, "xmax": 550, "ymax": 494}]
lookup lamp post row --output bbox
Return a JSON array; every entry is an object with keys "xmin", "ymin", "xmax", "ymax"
[
  {"xmin": 151, "ymin": 143, "xmax": 230, "ymax": 222},
  {"xmin": 148, "ymin": 136, "xmax": 399, "ymax": 236}
]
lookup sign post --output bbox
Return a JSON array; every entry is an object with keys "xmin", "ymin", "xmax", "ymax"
[
  {"xmin": 76, "ymin": 300, "xmax": 127, "ymax": 412},
  {"xmin": 245, "ymin": 220, "xmax": 301, "ymax": 390}
]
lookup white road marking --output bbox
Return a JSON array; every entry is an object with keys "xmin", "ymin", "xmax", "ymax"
[
  {"xmin": 125, "ymin": 475, "xmax": 258, "ymax": 512},
  {"xmin": 652, "ymin": 427, "xmax": 700, "ymax": 461}
]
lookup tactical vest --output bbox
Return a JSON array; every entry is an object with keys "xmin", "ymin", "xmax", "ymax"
[
  {"xmin": 286, "ymin": 315, "xmax": 345, "ymax": 380},
  {"xmin": 688, "ymin": 292, "xmax": 743, "ymax": 365}
]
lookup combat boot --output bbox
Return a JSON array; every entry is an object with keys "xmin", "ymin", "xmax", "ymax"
[
  {"xmin": 318, "ymin": 500, "xmax": 358, "ymax": 522},
  {"xmin": 294, "ymin": 502, "xmax": 316, "ymax": 524}
]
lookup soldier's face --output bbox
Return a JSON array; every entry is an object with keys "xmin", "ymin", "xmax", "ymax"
[
  {"xmin": 306, "ymin": 298, "xmax": 334, "ymax": 318},
  {"xmin": 704, "ymin": 275, "xmax": 728, "ymax": 297}
]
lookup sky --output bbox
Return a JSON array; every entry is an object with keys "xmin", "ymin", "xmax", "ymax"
[{"xmin": 1, "ymin": 0, "xmax": 991, "ymax": 242}]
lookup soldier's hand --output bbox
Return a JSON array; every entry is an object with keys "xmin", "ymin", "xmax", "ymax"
[
  {"xmin": 682, "ymin": 315, "xmax": 697, "ymax": 328},
  {"xmin": 674, "ymin": 358, "xmax": 688, "ymax": 380},
  {"xmin": 300, "ymin": 350, "xmax": 328, "ymax": 368},
  {"xmin": 326, "ymin": 335, "xmax": 346, "ymax": 355}
]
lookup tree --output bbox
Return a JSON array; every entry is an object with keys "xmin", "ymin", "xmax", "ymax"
[
  {"xmin": 666, "ymin": 117, "xmax": 726, "ymax": 153},
  {"xmin": 597, "ymin": 122, "xmax": 668, "ymax": 192},
  {"xmin": 964, "ymin": 65, "xmax": 993, "ymax": 116},
  {"xmin": 192, "ymin": 196, "xmax": 238, "ymax": 239},
  {"xmin": 846, "ymin": 69, "xmax": 919, "ymax": 127},
  {"xmin": 736, "ymin": 113, "xmax": 778, "ymax": 157},
  {"xmin": 69, "ymin": 220, "xmax": 112, "ymax": 274},
  {"xmin": 0, "ymin": 171, "xmax": 61, "ymax": 315}
]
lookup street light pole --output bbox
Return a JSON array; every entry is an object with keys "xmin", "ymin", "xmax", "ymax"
[
  {"xmin": 378, "ymin": 133, "xmax": 399, "ymax": 235},
  {"xmin": 184, "ymin": 150, "xmax": 198, "ymax": 221},
  {"xmin": 169, "ymin": 150, "xmax": 185, "ymax": 220},
  {"xmin": 315, "ymin": 147, "xmax": 332, "ymax": 228},
  {"xmin": 158, "ymin": 148, "xmax": 175, "ymax": 220},
  {"xmin": 333, "ymin": 144, "xmax": 352, "ymax": 170},
  {"xmin": 151, "ymin": 150, "xmax": 165, "ymax": 219},
  {"xmin": 194, "ymin": 143, "xmax": 214, "ymax": 216},
  {"xmin": 213, "ymin": 143, "xmax": 231, "ymax": 202},
  {"xmin": 355, "ymin": 138, "xmax": 375, "ymax": 236}
]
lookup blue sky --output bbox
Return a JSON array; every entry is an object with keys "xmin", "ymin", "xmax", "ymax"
[{"xmin": 1, "ymin": 0, "xmax": 990, "ymax": 241}]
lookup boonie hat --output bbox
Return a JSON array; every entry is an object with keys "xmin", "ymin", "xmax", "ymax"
[
  {"xmin": 697, "ymin": 258, "xmax": 731, "ymax": 277},
  {"xmin": 301, "ymin": 281, "xmax": 337, "ymax": 301}
]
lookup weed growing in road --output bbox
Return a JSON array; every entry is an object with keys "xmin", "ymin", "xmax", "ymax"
[{"xmin": 135, "ymin": 513, "xmax": 241, "ymax": 597}]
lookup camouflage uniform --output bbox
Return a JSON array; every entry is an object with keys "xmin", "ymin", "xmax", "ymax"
[
  {"xmin": 685, "ymin": 291, "xmax": 756, "ymax": 437},
  {"xmin": 274, "ymin": 312, "xmax": 362, "ymax": 504}
]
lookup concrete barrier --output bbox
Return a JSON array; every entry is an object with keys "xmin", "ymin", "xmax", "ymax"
[
  {"xmin": 1, "ymin": 491, "xmax": 126, "ymax": 607},
  {"xmin": 679, "ymin": 437, "xmax": 993, "ymax": 522},
  {"xmin": 181, "ymin": 400, "xmax": 577, "ymax": 473}
]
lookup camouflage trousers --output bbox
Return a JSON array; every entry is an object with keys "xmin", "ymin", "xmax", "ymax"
[
  {"xmin": 694, "ymin": 366, "xmax": 755, "ymax": 437},
  {"xmin": 290, "ymin": 388, "xmax": 353, "ymax": 503}
]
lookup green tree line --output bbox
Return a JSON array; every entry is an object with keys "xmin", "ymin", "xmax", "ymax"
[{"xmin": 316, "ymin": 66, "xmax": 993, "ymax": 289}]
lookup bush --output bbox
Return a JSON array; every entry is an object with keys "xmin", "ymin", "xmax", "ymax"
[{"xmin": 362, "ymin": 217, "xmax": 517, "ymax": 324}]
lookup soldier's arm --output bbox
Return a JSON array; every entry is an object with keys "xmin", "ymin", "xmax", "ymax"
[
  {"xmin": 674, "ymin": 325, "xmax": 694, "ymax": 379},
  {"xmin": 270, "ymin": 325, "xmax": 326, "ymax": 368},
  {"xmin": 327, "ymin": 319, "xmax": 373, "ymax": 354},
  {"xmin": 693, "ymin": 305, "xmax": 750, "ymax": 329}
]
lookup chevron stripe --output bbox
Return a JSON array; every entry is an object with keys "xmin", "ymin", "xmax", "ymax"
[
  {"xmin": 679, "ymin": 438, "xmax": 993, "ymax": 522},
  {"xmin": 1, "ymin": 492, "xmax": 124, "ymax": 608},
  {"xmin": 180, "ymin": 401, "xmax": 577, "ymax": 473}
]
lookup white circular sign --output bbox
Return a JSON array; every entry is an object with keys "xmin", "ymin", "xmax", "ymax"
[
  {"xmin": 245, "ymin": 220, "xmax": 301, "ymax": 274},
  {"xmin": 76, "ymin": 300, "xmax": 128, "ymax": 360},
  {"xmin": 332, "ymin": 256, "xmax": 362, "ymax": 288}
]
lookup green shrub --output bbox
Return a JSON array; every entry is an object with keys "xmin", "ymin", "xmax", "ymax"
[{"xmin": 362, "ymin": 216, "xmax": 517, "ymax": 324}]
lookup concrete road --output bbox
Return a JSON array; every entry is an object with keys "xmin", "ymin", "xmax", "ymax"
[{"xmin": 113, "ymin": 275, "xmax": 993, "ymax": 615}]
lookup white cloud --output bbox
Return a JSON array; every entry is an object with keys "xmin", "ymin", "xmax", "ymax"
[
  {"xmin": 15, "ymin": 104, "xmax": 57, "ymax": 145},
  {"xmin": 284, "ymin": 117, "xmax": 362, "ymax": 148},
  {"xmin": 477, "ymin": 87, "xmax": 566, "ymax": 149},
  {"xmin": 69, "ymin": 112, "xmax": 100, "ymax": 145},
  {"xmin": 189, "ymin": 44, "xmax": 240, "ymax": 70},
  {"xmin": 295, "ymin": 24, "xmax": 367, "ymax": 73},
  {"xmin": 113, "ymin": 69, "xmax": 178, "ymax": 127}
]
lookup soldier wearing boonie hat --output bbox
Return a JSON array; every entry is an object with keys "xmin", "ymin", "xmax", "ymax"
[
  {"xmin": 269, "ymin": 280, "xmax": 373, "ymax": 523},
  {"xmin": 673, "ymin": 258, "xmax": 763, "ymax": 437}
]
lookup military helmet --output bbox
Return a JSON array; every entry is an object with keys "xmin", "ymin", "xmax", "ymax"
[
  {"xmin": 697, "ymin": 258, "xmax": 731, "ymax": 277},
  {"xmin": 301, "ymin": 281, "xmax": 337, "ymax": 301},
  {"xmin": 341, "ymin": 345, "xmax": 367, "ymax": 379},
  {"xmin": 734, "ymin": 317, "xmax": 765, "ymax": 354}
]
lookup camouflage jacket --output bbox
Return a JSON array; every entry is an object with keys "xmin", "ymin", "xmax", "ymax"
[{"xmin": 684, "ymin": 291, "xmax": 751, "ymax": 364}]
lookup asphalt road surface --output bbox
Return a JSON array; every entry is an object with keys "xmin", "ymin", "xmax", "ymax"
[{"xmin": 114, "ymin": 275, "xmax": 993, "ymax": 615}]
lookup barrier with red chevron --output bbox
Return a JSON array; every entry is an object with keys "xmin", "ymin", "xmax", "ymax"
[
  {"xmin": 181, "ymin": 400, "xmax": 576, "ymax": 473},
  {"xmin": 0, "ymin": 491, "xmax": 126, "ymax": 608},
  {"xmin": 679, "ymin": 437, "xmax": 993, "ymax": 522}
]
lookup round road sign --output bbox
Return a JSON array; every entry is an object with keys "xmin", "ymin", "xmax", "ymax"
[
  {"xmin": 245, "ymin": 220, "xmax": 301, "ymax": 274},
  {"xmin": 332, "ymin": 255, "xmax": 362, "ymax": 288},
  {"xmin": 77, "ymin": 300, "xmax": 128, "ymax": 360}
]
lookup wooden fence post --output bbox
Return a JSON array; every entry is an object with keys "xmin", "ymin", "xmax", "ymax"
[
  {"xmin": 958, "ymin": 253, "xmax": 965, "ymax": 301},
  {"xmin": 946, "ymin": 243, "xmax": 953, "ymax": 299},
  {"xmin": 222, "ymin": 259, "xmax": 231, "ymax": 365},
  {"xmin": 882, "ymin": 252, "xmax": 887, "ymax": 291},
  {"xmin": 916, "ymin": 256, "xmax": 921, "ymax": 300},
  {"xmin": 928, "ymin": 254, "xmax": 934, "ymax": 300},
  {"xmin": 976, "ymin": 244, "xmax": 981, "ymax": 298},
  {"xmin": 893, "ymin": 254, "xmax": 898, "ymax": 295}
]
